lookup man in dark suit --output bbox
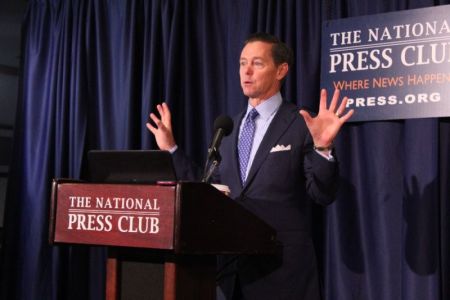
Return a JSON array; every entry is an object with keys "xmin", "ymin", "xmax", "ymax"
[{"xmin": 147, "ymin": 33, "xmax": 353, "ymax": 300}]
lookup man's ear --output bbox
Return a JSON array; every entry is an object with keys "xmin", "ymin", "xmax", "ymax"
[{"xmin": 276, "ymin": 63, "xmax": 289, "ymax": 81}]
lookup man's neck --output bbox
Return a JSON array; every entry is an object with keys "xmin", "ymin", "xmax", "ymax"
[{"xmin": 249, "ymin": 92, "xmax": 280, "ymax": 107}]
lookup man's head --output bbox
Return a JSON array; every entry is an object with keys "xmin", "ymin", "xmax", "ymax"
[{"xmin": 239, "ymin": 33, "xmax": 293, "ymax": 103}]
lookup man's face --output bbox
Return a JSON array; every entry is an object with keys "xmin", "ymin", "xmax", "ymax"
[{"xmin": 239, "ymin": 41, "xmax": 287, "ymax": 101}]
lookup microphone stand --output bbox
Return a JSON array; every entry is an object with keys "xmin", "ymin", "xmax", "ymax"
[{"xmin": 201, "ymin": 148, "xmax": 221, "ymax": 183}]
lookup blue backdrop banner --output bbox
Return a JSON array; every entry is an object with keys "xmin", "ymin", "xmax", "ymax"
[{"xmin": 321, "ymin": 5, "xmax": 450, "ymax": 122}]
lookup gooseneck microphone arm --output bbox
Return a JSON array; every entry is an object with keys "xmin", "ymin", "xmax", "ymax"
[{"xmin": 202, "ymin": 151, "xmax": 221, "ymax": 183}]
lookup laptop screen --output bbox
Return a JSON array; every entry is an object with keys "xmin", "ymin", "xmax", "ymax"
[{"xmin": 87, "ymin": 150, "xmax": 177, "ymax": 183}]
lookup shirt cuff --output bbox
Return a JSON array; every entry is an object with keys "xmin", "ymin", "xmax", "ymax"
[
  {"xmin": 168, "ymin": 145, "xmax": 178, "ymax": 154},
  {"xmin": 314, "ymin": 149, "xmax": 335, "ymax": 161}
]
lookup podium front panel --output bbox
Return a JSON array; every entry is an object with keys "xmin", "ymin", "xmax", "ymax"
[{"xmin": 50, "ymin": 182, "xmax": 176, "ymax": 249}]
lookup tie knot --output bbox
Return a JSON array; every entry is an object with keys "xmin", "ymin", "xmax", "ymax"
[{"xmin": 248, "ymin": 108, "xmax": 259, "ymax": 121}]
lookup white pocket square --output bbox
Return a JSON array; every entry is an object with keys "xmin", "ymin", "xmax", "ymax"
[{"xmin": 270, "ymin": 144, "xmax": 291, "ymax": 153}]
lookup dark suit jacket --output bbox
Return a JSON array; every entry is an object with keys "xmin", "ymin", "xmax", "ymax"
[{"xmin": 173, "ymin": 100, "xmax": 338, "ymax": 300}]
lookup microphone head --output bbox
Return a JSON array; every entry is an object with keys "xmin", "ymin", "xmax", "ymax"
[{"xmin": 213, "ymin": 115, "xmax": 233, "ymax": 136}]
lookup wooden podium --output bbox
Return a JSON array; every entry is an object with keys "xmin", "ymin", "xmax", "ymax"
[{"xmin": 49, "ymin": 179, "xmax": 277, "ymax": 300}]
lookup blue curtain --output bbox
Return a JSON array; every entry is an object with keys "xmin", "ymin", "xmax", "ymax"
[{"xmin": 0, "ymin": 0, "xmax": 448, "ymax": 299}]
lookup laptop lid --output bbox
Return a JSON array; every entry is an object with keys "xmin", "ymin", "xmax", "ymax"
[{"xmin": 87, "ymin": 150, "xmax": 177, "ymax": 183}]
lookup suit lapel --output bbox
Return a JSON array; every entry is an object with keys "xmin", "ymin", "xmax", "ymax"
[{"xmin": 242, "ymin": 101, "xmax": 297, "ymax": 191}]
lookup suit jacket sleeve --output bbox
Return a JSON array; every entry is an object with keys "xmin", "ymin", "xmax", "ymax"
[
  {"xmin": 171, "ymin": 148, "xmax": 202, "ymax": 181},
  {"xmin": 303, "ymin": 134, "xmax": 339, "ymax": 206},
  {"xmin": 171, "ymin": 148, "xmax": 221, "ymax": 182}
]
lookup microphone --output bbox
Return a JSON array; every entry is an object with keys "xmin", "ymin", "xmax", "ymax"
[
  {"xmin": 202, "ymin": 115, "xmax": 233, "ymax": 182},
  {"xmin": 207, "ymin": 115, "xmax": 233, "ymax": 161}
]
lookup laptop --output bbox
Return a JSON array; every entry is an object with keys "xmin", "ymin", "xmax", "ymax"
[{"xmin": 87, "ymin": 150, "xmax": 177, "ymax": 183}]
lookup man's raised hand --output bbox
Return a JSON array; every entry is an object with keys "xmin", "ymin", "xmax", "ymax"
[
  {"xmin": 299, "ymin": 89, "xmax": 354, "ymax": 148},
  {"xmin": 146, "ymin": 102, "xmax": 177, "ymax": 151}
]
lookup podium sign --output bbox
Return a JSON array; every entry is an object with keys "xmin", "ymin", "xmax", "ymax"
[{"xmin": 50, "ymin": 181, "xmax": 176, "ymax": 249}]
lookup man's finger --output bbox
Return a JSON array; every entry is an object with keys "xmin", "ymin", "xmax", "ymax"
[
  {"xmin": 149, "ymin": 113, "xmax": 162, "ymax": 127},
  {"xmin": 328, "ymin": 89, "xmax": 340, "ymax": 112},
  {"xmin": 339, "ymin": 109, "xmax": 354, "ymax": 123},
  {"xmin": 161, "ymin": 102, "xmax": 172, "ymax": 123},
  {"xmin": 146, "ymin": 122, "xmax": 157, "ymax": 134},
  {"xmin": 335, "ymin": 96, "xmax": 349, "ymax": 116},
  {"xmin": 162, "ymin": 102, "xmax": 171, "ymax": 115},
  {"xmin": 299, "ymin": 109, "xmax": 313, "ymax": 124},
  {"xmin": 319, "ymin": 89, "xmax": 327, "ymax": 111}
]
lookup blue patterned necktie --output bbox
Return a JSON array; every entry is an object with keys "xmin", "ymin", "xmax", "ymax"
[{"xmin": 238, "ymin": 108, "xmax": 259, "ymax": 184}]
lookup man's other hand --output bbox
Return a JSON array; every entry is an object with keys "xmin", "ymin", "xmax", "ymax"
[{"xmin": 146, "ymin": 102, "xmax": 177, "ymax": 151}]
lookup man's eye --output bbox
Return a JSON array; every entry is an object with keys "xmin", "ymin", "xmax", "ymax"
[{"xmin": 254, "ymin": 62, "xmax": 263, "ymax": 67}]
